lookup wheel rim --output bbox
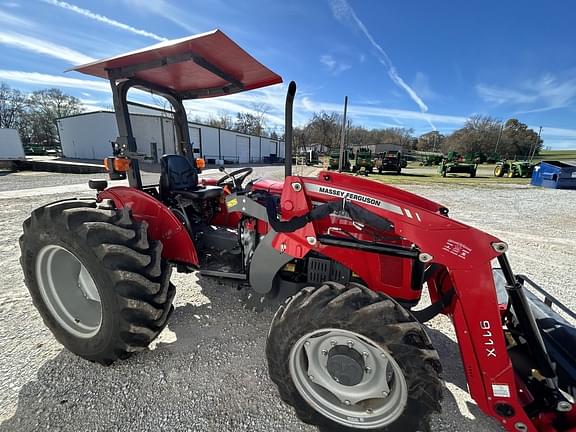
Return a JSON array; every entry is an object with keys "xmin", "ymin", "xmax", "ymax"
[
  {"xmin": 289, "ymin": 328, "xmax": 408, "ymax": 429},
  {"xmin": 36, "ymin": 245, "xmax": 102, "ymax": 338}
]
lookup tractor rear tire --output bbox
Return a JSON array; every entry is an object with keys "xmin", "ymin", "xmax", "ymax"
[
  {"xmin": 19, "ymin": 199, "xmax": 174, "ymax": 365},
  {"xmin": 266, "ymin": 282, "xmax": 443, "ymax": 432}
]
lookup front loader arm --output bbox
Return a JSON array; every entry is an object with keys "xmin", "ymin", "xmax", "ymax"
[{"xmin": 268, "ymin": 172, "xmax": 571, "ymax": 431}]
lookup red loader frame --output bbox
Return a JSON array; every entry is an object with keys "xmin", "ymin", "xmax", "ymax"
[{"xmin": 73, "ymin": 30, "xmax": 575, "ymax": 432}]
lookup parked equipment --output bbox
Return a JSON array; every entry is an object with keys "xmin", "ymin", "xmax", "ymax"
[
  {"xmin": 438, "ymin": 152, "xmax": 477, "ymax": 177},
  {"xmin": 376, "ymin": 150, "xmax": 403, "ymax": 174},
  {"xmin": 420, "ymin": 153, "xmax": 443, "ymax": 166},
  {"xmin": 352, "ymin": 147, "xmax": 374, "ymax": 174},
  {"xmin": 19, "ymin": 31, "xmax": 576, "ymax": 432},
  {"xmin": 305, "ymin": 149, "xmax": 319, "ymax": 166},
  {"xmin": 328, "ymin": 148, "xmax": 353, "ymax": 171},
  {"xmin": 494, "ymin": 159, "xmax": 535, "ymax": 178}
]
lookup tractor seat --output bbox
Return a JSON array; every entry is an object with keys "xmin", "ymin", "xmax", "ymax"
[{"xmin": 159, "ymin": 154, "xmax": 222, "ymax": 201}]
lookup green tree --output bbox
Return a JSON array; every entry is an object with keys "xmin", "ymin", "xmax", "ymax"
[{"xmin": 500, "ymin": 119, "xmax": 542, "ymax": 158}]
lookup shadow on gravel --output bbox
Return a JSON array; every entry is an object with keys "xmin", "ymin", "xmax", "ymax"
[
  {"xmin": 0, "ymin": 275, "xmax": 304, "ymax": 432},
  {"xmin": 0, "ymin": 276, "xmax": 501, "ymax": 432}
]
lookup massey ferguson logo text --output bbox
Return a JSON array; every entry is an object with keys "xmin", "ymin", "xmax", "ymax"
[{"xmin": 318, "ymin": 186, "xmax": 382, "ymax": 207}]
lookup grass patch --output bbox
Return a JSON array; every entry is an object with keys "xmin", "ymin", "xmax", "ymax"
[
  {"xmin": 350, "ymin": 164, "xmax": 530, "ymax": 186},
  {"xmin": 537, "ymin": 150, "xmax": 576, "ymax": 161}
]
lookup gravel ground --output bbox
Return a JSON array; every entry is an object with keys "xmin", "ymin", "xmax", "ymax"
[{"xmin": 0, "ymin": 167, "xmax": 574, "ymax": 432}]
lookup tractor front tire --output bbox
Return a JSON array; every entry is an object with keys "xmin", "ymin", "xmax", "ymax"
[
  {"xmin": 20, "ymin": 199, "xmax": 174, "ymax": 365},
  {"xmin": 266, "ymin": 282, "xmax": 443, "ymax": 432}
]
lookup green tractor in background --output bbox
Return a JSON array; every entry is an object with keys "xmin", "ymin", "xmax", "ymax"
[
  {"xmin": 464, "ymin": 151, "xmax": 487, "ymax": 164},
  {"xmin": 328, "ymin": 148, "xmax": 354, "ymax": 171},
  {"xmin": 420, "ymin": 153, "xmax": 443, "ymax": 166},
  {"xmin": 494, "ymin": 158, "xmax": 535, "ymax": 178},
  {"xmin": 438, "ymin": 151, "xmax": 477, "ymax": 178},
  {"xmin": 352, "ymin": 147, "xmax": 374, "ymax": 174},
  {"xmin": 486, "ymin": 152, "xmax": 501, "ymax": 164}
]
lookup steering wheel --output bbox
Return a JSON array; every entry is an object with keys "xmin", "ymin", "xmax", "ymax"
[{"xmin": 216, "ymin": 167, "xmax": 253, "ymax": 191}]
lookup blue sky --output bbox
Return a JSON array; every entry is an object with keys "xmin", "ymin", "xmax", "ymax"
[{"xmin": 1, "ymin": 0, "xmax": 575, "ymax": 149}]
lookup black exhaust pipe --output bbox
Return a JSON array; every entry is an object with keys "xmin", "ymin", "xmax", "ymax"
[{"xmin": 285, "ymin": 81, "xmax": 296, "ymax": 178}]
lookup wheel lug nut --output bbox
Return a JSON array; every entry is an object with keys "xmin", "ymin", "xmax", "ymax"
[
  {"xmin": 304, "ymin": 341, "xmax": 310, "ymax": 346},
  {"xmin": 362, "ymin": 352, "xmax": 368, "ymax": 358},
  {"xmin": 382, "ymin": 391, "xmax": 389, "ymax": 397},
  {"xmin": 321, "ymin": 349, "xmax": 328, "ymax": 356},
  {"xmin": 308, "ymin": 375, "xmax": 314, "ymax": 381},
  {"xmin": 347, "ymin": 340, "xmax": 354, "ymax": 348},
  {"xmin": 365, "ymin": 367, "xmax": 371, "ymax": 374},
  {"xmin": 344, "ymin": 400, "xmax": 351, "ymax": 406},
  {"xmin": 330, "ymin": 340, "xmax": 337, "ymax": 346},
  {"xmin": 366, "ymin": 408, "xmax": 373, "ymax": 414}
]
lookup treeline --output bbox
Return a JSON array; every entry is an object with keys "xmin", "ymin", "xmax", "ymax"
[
  {"xmin": 0, "ymin": 83, "xmax": 82, "ymax": 146},
  {"xmin": 1, "ymin": 81, "xmax": 542, "ymax": 157},
  {"xmin": 419, "ymin": 115, "xmax": 542, "ymax": 157},
  {"xmin": 211, "ymin": 107, "xmax": 543, "ymax": 158},
  {"xmin": 289, "ymin": 112, "xmax": 542, "ymax": 158}
]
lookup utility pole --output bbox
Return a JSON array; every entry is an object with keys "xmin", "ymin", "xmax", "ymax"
[
  {"xmin": 529, "ymin": 126, "xmax": 542, "ymax": 162},
  {"xmin": 338, "ymin": 96, "xmax": 348, "ymax": 172},
  {"xmin": 494, "ymin": 123, "xmax": 504, "ymax": 154}
]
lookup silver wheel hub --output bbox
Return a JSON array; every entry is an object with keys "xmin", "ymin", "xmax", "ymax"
[
  {"xmin": 289, "ymin": 328, "xmax": 408, "ymax": 429},
  {"xmin": 35, "ymin": 245, "xmax": 102, "ymax": 338}
]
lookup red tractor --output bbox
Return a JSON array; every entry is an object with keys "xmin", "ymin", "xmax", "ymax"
[{"xmin": 19, "ymin": 30, "xmax": 576, "ymax": 432}]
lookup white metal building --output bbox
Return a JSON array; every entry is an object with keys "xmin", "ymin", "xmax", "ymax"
[
  {"xmin": 0, "ymin": 128, "xmax": 25, "ymax": 160},
  {"xmin": 56, "ymin": 108, "xmax": 284, "ymax": 165}
]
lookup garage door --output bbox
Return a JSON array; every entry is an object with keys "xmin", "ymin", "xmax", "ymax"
[{"xmin": 236, "ymin": 135, "xmax": 250, "ymax": 163}]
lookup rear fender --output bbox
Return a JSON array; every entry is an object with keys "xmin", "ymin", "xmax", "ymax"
[{"xmin": 98, "ymin": 186, "xmax": 199, "ymax": 266}]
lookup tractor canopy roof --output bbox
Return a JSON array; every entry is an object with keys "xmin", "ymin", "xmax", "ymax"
[{"xmin": 71, "ymin": 29, "xmax": 282, "ymax": 99}]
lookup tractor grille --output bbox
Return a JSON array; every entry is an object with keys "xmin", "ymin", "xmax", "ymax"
[
  {"xmin": 307, "ymin": 257, "xmax": 351, "ymax": 285},
  {"xmin": 330, "ymin": 262, "xmax": 351, "ymax": 283}
]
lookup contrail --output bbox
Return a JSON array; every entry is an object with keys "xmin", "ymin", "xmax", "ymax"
[
  {"xmin": 42, "ymin": 0, "xmax": 167, "ymax": 42},
  {"xmin": 330, "ymin": 0, "xmax": 436, "ymax": 129}
]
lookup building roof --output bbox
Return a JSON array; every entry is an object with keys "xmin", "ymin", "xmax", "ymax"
[{"xmin": 71, "ymin": 30, "xmax": 282, "ymax": 99}]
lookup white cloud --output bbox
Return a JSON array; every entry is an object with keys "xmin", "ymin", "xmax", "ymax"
[
  {"xmin": 120, "ymin": 0, "xmax": 199, "ymax": 33},
  {"xmin": 0, "ymin": 9, "xmax": 34, "ymax": 28},
  {"xmin": 3, "ymin": 68, "xmax": 573, "ymax": 148},
  {"xmin": 320, "ymin": 54, "xmax": 351, "ymax": 75},
  {"xmin": 477, "ymin": 73, "xmax": 576, "ymax": 112},
  {"xmin": 42, "ymin": 0, "xmax": 167, "ymax": 42},
  {"xmin": 0, "ymin": 70, "xmax": 110, "ymax": 92},
  {"xmin": 330, "ymin": 0, "xmax": 433, "ymax": 129},
  {"xmin": 0, "ymin": 32, "xmax": 95, "ymax": 64}
]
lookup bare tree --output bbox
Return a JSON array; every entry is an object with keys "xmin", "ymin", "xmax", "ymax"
[
  {"xmin": 206, "ymin": 111, "xmax": 234, "ymax": 129},
  {"xmin": 27, "ymin": 88, "xmax": 82, "ymax": 145},
  {"xmin": 0, "ymin": 83, "xmax": 27, "ymax": 131},
  {"xmin": 250, "ymin": 102, "xmax": 270, "ymax": 137}
]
